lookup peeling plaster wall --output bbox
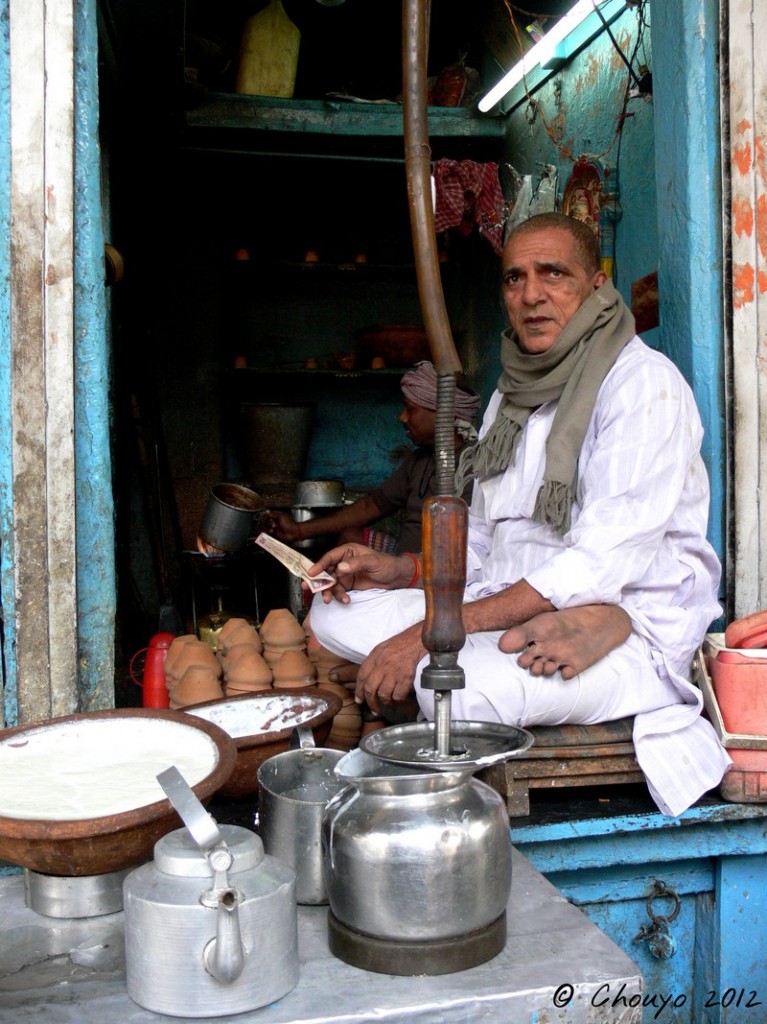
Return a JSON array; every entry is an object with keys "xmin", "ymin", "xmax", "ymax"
[
  {"xmin": 470, "ymin": 8, "xmax": 660, "ymax": 408},
  {"xmin": 0, "ymin": 0, "xmax": 13, "ymax": 726},
  {"xmin": 502, "ymin": 9, "xmax": 658, "ymax": 340},
  {"xmin": 0, "ymin": 0, "xmax": 114, "ymax": 726},
  {"xmin": 473, "ymin": 5, "xmax": 725, "ymax": 570},
  {"xmin": 728, "ymin": 0, "xmax": 767, "ymax": 617}
]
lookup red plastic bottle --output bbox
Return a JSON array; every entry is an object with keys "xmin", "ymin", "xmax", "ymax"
[{"xmin": 142, "ymin": 632, "xmax": 176, "ymax": 708}]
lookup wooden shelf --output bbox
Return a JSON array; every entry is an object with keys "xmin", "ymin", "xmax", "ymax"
[
  {"xmin": 228, "ymin": 259, "xmax": 459, "ymax": 278},
  {"xmin": 180, "ymin": 93, "xmax": 505, "ymax": 161},
  {"xmin": 228, "ymin": 366, "xmax": 405, "ymax": 378},
  {"xmin": 185, "ymin": 93, "xmax": 505, "ymax": 138}
]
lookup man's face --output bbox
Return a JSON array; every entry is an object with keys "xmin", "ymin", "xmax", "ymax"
[
  {"xmin": 502, "ymin": 226, "xmax": 607, "ymax": 354},
  {"xmin": 400, "ymin": 400, "xmax": 436, "ymax": 447}
]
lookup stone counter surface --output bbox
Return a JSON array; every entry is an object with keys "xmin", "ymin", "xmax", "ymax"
[{"xmin": 0, "ymin": 849, "xmax": 643, "ymax": 1024}]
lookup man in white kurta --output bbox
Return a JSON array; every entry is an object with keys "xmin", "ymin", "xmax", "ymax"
[{"xmin": 310, "ymin": 213, "xmax": 730, "ymax": 817}]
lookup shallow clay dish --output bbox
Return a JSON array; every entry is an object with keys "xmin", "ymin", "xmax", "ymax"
[
  {"xmin": 185, "ymin": 689, "xmax": 343, "ymax": 799},
  {"xmin": 0, "ymin": 708, "xmax": 237, "ymax": 876}
]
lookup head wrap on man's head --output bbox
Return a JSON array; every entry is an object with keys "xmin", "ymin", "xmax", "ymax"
[{"xmin": 400, "ymin": 361, "xmax": 481, "ymax": 422}]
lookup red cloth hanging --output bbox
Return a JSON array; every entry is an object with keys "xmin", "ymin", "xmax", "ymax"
[{"xmin": 433, "ymin": 159, "xmax": 506, "ymax": 255}]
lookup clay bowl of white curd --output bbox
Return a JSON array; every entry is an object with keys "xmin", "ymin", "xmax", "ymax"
[
  {"xmin": 0, "ymin": 708, "xmax": 237, "ymax": 876},
  {"xmin": 185, "ymin": 688, "xmax": 343, "ymax": 799}
]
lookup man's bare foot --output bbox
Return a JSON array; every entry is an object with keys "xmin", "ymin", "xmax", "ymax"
[{"xmin": 498, "ymin": 605, "xmax": 632, "ymax": 679}]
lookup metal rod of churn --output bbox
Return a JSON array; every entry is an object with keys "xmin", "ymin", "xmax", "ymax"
[{"xmin": 433, "ymin": 690, "xmax": 453, "ymax": 758}]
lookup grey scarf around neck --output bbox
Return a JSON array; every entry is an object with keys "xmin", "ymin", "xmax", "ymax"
[{"xmin": 455, "ymin": 280, "xmax": 636, "ymax": 534}]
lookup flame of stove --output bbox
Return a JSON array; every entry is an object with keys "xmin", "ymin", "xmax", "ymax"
[{"xmin": 196, "ymin": 535, "xmax": 227, "ymax": 557}]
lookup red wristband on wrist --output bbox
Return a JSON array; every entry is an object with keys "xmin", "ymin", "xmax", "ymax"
[{"xmin": 404, "ymin": 552, "xmax": 421, "ymax": 589}]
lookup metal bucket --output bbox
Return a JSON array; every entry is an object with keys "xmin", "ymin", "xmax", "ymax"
[
  {"xmin": 240, "ymin": 403, "xmax": 315, "ymax": 487},
  {"xmin": 293, "ymin": 479, "xmax": 345, "ymax": 507},
  {"xmin": 291, "ymin": 479, "xmax": 345, "ymax": 551},
  {"xmin": 199, "ymin": 483, "xmax": 263, "ymax": 553}
]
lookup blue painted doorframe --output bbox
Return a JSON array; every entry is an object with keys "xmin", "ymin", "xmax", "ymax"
[
  {"xmin": 651, "ymin": 0, "xmax": 726, "ymax": 583},
  {"xmin": 0, "ymin": 0, "xmax": 115, "ymax": 725}
]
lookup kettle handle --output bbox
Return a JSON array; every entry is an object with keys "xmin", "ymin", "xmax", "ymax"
[
  {"xmin": 158, "ymin": 766, "xmax": 223, "ymax": 855},
  {"xmin": 290, "ymin": 725, "xmax": 315, "ymax": 750}
]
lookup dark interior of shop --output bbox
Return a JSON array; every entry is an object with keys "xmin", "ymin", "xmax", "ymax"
[{"xmin": 96, "ymin": 0, "xmax": 572, "ymax": 699}]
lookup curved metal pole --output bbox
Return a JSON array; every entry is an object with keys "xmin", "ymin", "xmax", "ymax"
[
  {"xmin": 401, "ymin": 0, "xmax": 461, "ymax": 379},
  {"xmin": 402, "ymin": 0, "xmax": 462, "ymax": 495},
  {"xmin": 402, "ymin": 0, "xmax": 467, "ymax": 746}
]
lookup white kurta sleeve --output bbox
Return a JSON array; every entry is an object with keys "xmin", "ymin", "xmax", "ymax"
[{"xmin": 524, "ymin": 345, "xmax": 715, "ymax": 611}]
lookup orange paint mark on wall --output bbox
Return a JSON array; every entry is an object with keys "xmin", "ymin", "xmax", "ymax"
[
  {"xmin": 733, "ymin": 196, "xmax": 754, "ymax": 237},
  {"xmin": 736, "ymin": 119, "xmax": 752, "ymax": 135},
  {"xmin": 734, "ymin": 141, "xmax": 752, "ymax": 176},
  {"xmin": 755, "ymin": 135, "xmax": 767, "ymax": 184},
  {"xmin": 757, "ymin": 193, "xmax": 767, "ymax": 259},
  {"xmin": 733, "ymin": 262, "xmax": 755, "ymax": 308},
  {"xmin": 758, "ymin": 269, "xmax": 767, "ymax": 294}
]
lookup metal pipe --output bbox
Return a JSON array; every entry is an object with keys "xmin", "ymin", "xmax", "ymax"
[
  {"xmin": 401, "ymin": 0, "xmax": 461, "ymax": 380},
  {"xmin": 402, "ymin": 0, "xmax": 468, "ymax": 752}
]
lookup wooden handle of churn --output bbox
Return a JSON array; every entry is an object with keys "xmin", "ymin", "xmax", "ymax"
[{"xmin": 421, "ymin": 495, "xmax": 468, "ymax": 655}]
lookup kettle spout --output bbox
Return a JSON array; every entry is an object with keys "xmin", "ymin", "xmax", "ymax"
[{"xmin": 203, "ymin": 888, "xmax": 246, "ymax": 984}]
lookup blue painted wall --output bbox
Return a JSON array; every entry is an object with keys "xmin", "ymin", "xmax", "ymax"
[
  {"xmin": 501, "ymin": 8, "xmax": 658, "ymax": 328},
  {"xmin": 468, "ymin": 8, "xmax": 660, "ymax": 409}
]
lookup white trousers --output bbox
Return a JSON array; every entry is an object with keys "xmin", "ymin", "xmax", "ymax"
[{"xmin": 310, "ymin": 589, "xmax": 684, "ymax": 728}]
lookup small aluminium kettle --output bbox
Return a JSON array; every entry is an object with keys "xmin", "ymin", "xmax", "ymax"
[{"xmin": 123, "ymin": 766, "xmax": 298, "ymax": 1017}]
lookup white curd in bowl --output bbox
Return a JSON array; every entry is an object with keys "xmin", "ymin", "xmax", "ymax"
[{"xmin": 0, "ymin": 717, "xmax": 219, "ymax": 821}]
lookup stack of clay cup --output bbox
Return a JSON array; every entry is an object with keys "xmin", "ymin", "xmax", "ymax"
[
  {"xmin": 304, "ymin": 613, "xmax": 362, "ymax": 751},
  {"xmin": 164, "ymin": 635, "xmax": 225, "ymax": 709},
  {"xmin": 272, "ymin": 648, "xmax": 316, "ymax": 689},
  {"xmin": 258, "ymin": 608, "xmax": 317, "ymax": 691},
  {"xmin": 217, "ymin": 618, "xmax": 273, "ymax": 697}
]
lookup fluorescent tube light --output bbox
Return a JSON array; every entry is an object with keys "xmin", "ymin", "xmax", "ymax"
[{"xmin": 478, "ymin": 0, "xmax": 623, "ymax": 112}]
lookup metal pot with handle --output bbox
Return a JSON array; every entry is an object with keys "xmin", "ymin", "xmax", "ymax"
[
  {"xmin": 257, "ymin": 727, "xmax": 348, "ymax": 905},
  {"xmin": 199, "ymin": 483, "xmax": 263, "ymax": 553},
  {"xmin": 321, "ymin": 747, "xmax": 514, "ymax": 976},
  {"xmin": 123, "ymin": 766, "xmax": 298, "ymax": 1017}
]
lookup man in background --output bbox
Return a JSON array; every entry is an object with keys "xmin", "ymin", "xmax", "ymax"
[{"xmin": 264, "ymin": 360, "xmax": 480, "ymax": 554}]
